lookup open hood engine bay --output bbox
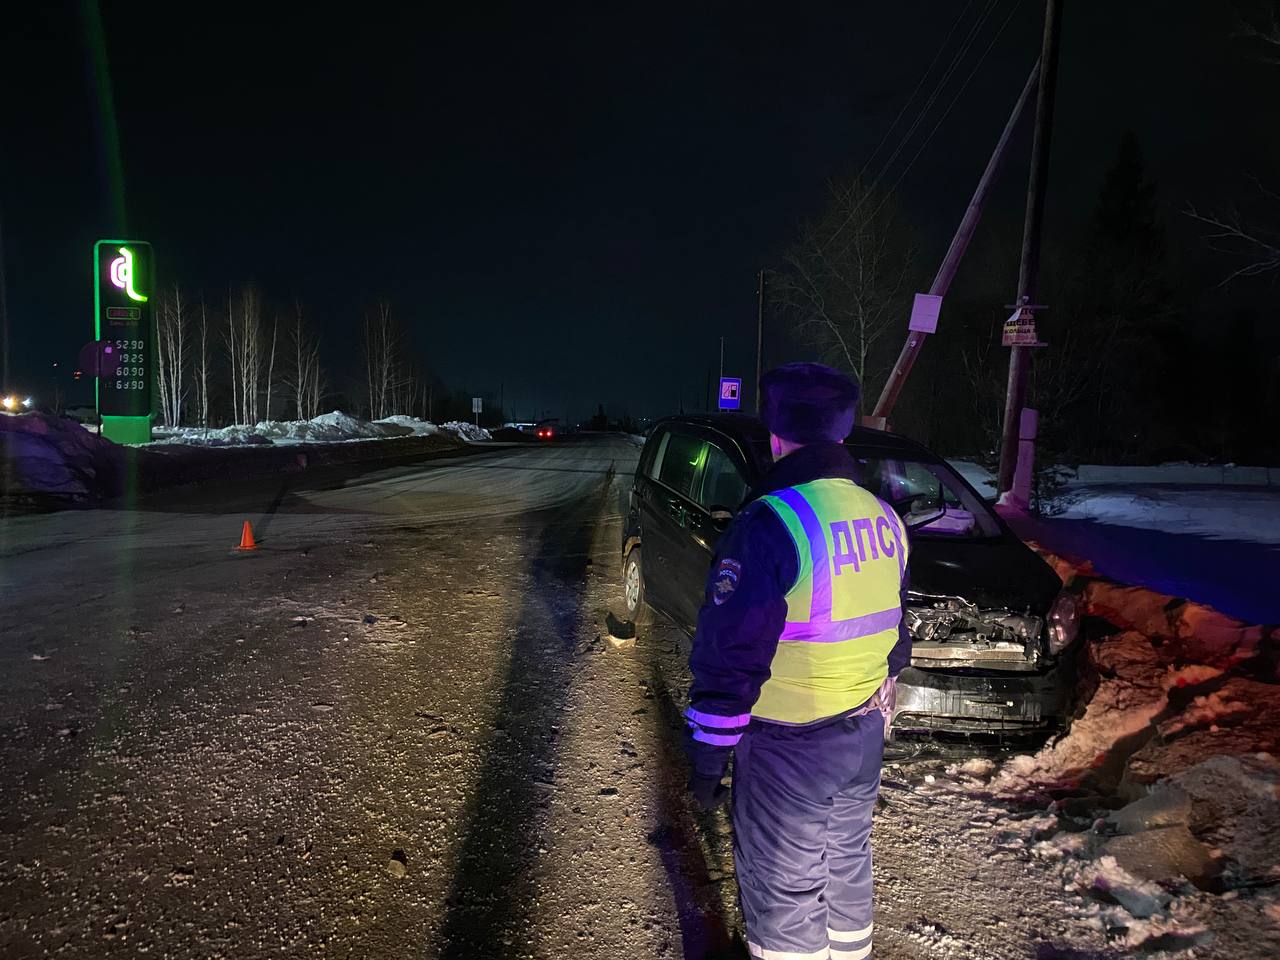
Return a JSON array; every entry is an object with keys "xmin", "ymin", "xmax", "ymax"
[{"xmin": 904, "ymin": 593, "xmax": 1045, "ymax": 671}]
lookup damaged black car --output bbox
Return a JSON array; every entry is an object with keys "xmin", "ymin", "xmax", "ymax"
[{"xmin": 621, "ymin": 414, "xmax": 1082, "ymax": 740}]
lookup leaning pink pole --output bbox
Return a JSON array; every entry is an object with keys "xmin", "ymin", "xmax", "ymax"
[{"xmin": 871, "ymin": 59, "xmax": 1042, "ymax": 423}]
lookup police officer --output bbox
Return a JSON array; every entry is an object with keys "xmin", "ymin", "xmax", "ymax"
[{"xmin": 685, "ymin": 362, "xmax": 910, "ymax": 960}]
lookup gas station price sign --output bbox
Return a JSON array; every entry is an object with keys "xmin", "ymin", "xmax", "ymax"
[{"xmin": 94, "ymin": 240, "xmax": 154, "ymax": 422}]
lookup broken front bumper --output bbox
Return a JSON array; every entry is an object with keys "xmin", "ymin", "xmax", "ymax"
[{"xmin": 893, "ymin": 659, "xmax": 1075, "ymax": 738}]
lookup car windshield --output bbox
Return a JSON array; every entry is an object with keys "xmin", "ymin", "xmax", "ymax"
[
  {"xmin": 852, "ymin": 455, "xmax": 1001, "ymax": 538},
  {"xmin": 750, "ymin": 442, "xmax": 1001, "ymax": 539}
]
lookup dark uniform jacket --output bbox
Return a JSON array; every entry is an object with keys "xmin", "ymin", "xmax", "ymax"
[{"xmin": 686, "ymin": 442, "xmax": 911, "ymax": 774}]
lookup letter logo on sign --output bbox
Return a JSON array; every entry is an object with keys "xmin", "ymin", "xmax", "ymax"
[{"xmin": 109, "ymin": 246, "xmax": 148, "ymax": 303}]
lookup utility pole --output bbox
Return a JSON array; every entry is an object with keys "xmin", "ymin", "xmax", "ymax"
[
  {"xmin": 719, "ymin": 336, "xmax": 725, "ymax": 383},
  {"xmin": 997, "ymin": 0, "xmax": 1064, "ymax": 497},
  {"xmin": 755, "ymin": 269, "xmax": 765, "ymax": 412},
  {"xmin": 872, "ymin": 60, "xmax": 1042, "ymax": 421}
]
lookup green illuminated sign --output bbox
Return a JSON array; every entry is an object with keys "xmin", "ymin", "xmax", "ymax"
[
  {"xmin": 109, "ymin": 246, "xmax": 149, "ymax": 302},
  {"xmin": 94, "ymin": 239, "xmax": 155, "ymax": 440}
]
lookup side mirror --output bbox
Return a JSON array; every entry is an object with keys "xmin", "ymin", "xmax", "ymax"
[{"xmin": 709, "ymin": 507, "xmax": 734, "ymax": 531}]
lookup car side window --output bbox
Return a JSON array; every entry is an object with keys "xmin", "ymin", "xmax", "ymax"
[
  {"xmin": 696, "ymin": 442, "xmax": 747, "ymax": 510},
  {"xmin": 655, "ymin": 431, "xmax": 703, "ymax": 499},
  {"xmin": 645, "ymin": 430, "xmax": 671, "ymax": 481}
]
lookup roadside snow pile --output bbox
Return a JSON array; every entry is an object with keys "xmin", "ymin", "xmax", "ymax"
[
  {"xmin": 963, "ymin": 549, "xmax": 1280, "ymax": 951},
  {"xmin": 1, "ymin": 411, "xmax": 122, "ymax": 500},
  {"xmin": 438, "ymin": 420, "xmax": 492, "ymax": 442},
  {"xmin": 991, "ymin": 548, "xmax": 1276, "ymax": 797},
  {"xmin": 152, "ymin": 412, "xmax": 490, "ymax": 446},
  {"xmin": 374, "ymin": 415, "xmax": 440, "ymax": 436}
]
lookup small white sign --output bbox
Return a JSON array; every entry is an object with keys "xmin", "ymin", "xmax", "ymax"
[
  {"xmin": 908, "ymin": 293, "xmax": 942, "ymax": 334},
  {"xmin": 471, "ymin": 397, "xmax": 483, "ymax": 413}
]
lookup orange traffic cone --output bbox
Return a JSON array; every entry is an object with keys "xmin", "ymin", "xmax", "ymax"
[{"xmin": 237, "ymin": 520, "xmax": 258, "ymax": 551}]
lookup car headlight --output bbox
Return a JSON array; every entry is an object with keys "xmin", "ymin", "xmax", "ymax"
[{"xmin": 1047, "ymin": 591, "xmax": 1081, "ymax": 655}]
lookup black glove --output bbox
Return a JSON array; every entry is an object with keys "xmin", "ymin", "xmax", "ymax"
[
  {"xmin": 689, "ymin": 771, "xmax": 731, "ymax": 811},
  {"xmin": 685, "ymin": 732, "xmax": 732, "ymax": 810}
]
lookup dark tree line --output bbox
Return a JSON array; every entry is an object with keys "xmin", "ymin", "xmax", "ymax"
[{"xmin": 772, "ymin": 133, "xmax": 1278, "ymax": 466}]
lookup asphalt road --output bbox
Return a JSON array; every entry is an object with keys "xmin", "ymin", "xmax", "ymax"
[{"xmin": 1, "ymin": 434, "xmax": 1120, "ymax": 960}]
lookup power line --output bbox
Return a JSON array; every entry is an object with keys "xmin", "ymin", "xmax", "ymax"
[
  {"xmin": 847, "ymin": 0, "xmax": 978, "ymax": 190},
  {"xmin": 868, "ymin": 0, "xmax": 1002, "ymax": 197},
  {"xmin": 823, "ymin": 0, "xmax": 1005, "ymax": 249},
  {"xmin": 867, "ymin": 0, "xmax": 1027, "ymax": 223}
]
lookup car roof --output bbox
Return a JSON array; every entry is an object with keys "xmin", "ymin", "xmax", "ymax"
[{"xmin": 651, "ymin": 413, "xmax": 946, "ymax": 462}]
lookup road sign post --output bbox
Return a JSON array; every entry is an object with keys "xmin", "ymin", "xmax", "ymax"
[
  {"xmin": 717, "ymin": 377, "xmax": 742, "ymax": 411},
  {"xmin": 94, "ymin": 240, "xmax": 155, "ymax": 444}
]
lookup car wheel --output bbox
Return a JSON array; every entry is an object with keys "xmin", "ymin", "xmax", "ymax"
[{"xmin": 623, "ymin": 546, "xmax": 651, "ymax": 625}]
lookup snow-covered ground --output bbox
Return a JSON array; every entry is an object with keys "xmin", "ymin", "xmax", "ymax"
[
  {"xmin": 150, "ymin": 411, "xmax": 492, "ymax": 445},
  {"xmin": 894, "ymin": 549, "xmax": 1280, "ymax": 955},
  {"xmin": 950, "ymin": 460, "xmax": 1280, "ymax": 548},
  {"xmin": 950, "ymin": 459, "xmax": 1280, "ymax": 624}
]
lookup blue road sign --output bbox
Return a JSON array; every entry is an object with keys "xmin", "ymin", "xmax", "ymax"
[{"xmin": 718, "ymin": 377, "xmax": 742, "ymax": 411}]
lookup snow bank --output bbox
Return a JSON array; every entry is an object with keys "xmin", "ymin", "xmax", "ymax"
[
  {"xmin": 951, "ymin": 459, "xmax": 1280, "ymax": 493},
  {"xmin": 152, "ymin": 412, "xmax": 491, "ymax": 446},
  {"xmin": 1075, "ymin": 463, "xmax": 1280, "ymax": 487},
  {"xmin": 0, "ymin": 411, "xmax": 123, "ymax": 500},
  {"xmin": 952, "ymin": 458, "xmax": 1280, "ymax": 549},
  {"xmin": 972, "ymin": 549, "xmax": 1280, "ymax": 949},
  {"xmin": 437, "ymin": 420, "xmax": 492, "ymax": 442},
  {"xmin": 992, "ymin": 563, "xmax": 1275, "ymax": 798}
]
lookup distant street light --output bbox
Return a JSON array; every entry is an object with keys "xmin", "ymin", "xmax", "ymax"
[{"xmin": 2, "ymin": 396, "xmax": 16, "ymax": 410}]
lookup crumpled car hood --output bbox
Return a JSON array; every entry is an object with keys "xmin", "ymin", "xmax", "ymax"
[{"xmin": 907, "ymin": 535, "xmax": 1061, "ymax": 612}]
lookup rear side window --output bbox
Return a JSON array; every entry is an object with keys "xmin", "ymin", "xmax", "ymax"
[
  {"xmin": 696, "ymin": 442, "xmax": 747, "ymax": 510},
  {"xmin": 643, "ymin": 431, "xmax": 670, "ymax": 480},
  {"xmin": 655, "ymin": 431, "xmax": 703, "ymax": 498}
]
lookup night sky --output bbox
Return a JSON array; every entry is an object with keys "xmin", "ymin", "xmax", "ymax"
[{"xmin": 1, "ymin": 1, "xmax": 1274, "ymax": 421}]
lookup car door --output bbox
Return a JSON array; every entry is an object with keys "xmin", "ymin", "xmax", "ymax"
[
  {"xmin": 673, "ymin": 436, "xmax": 751, "ymax": 630},
  {"xmin": 637, "ymin": 427, "xmax": 704, "ymax": 621}
]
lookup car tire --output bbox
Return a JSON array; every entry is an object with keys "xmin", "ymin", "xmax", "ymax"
[{"xmin": 623, "ymin": 546, "xmax": 651, "ymax": 626}]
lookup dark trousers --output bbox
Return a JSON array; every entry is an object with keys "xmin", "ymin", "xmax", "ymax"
[{"xmin": 732, "ymin": 710, "xmax": 883, "ymax": 960}]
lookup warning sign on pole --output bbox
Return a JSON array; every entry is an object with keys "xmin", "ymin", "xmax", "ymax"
[{"xmin": 1001, "ymin": 305, "xmax": 1045, "ymax": 347}]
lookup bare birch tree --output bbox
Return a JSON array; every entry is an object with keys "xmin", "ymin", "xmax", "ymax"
[
  {"xmin": 772, "ymin": 178, "xmax": 915, "ymax": 398},
  {"xmin": 194, "ymin": 296, "xmax": 210, "ymax": 428},
  {"xmin": 363, "ymin": 301, "xmax": 400, "ymax": 420},
  {"xmin": 225, "ymin": 286, "xmax": 239, "ymax": 425},
  {"xmin": 289, "ymin": 304, "xmax": 325, "ymax": 421},
  {"xmin": 305, "ymin": 343, "xmax": 325, "ymax": 420},
  {"xmin": 1184, "ymin": 6, "xmax": 1280, "ymax": 282},
  {"xmin": 263, "ymin": 315, "xmax": 278, "ymax": 422},
  {"xmin": 1186, "ymin": 197, "xmax": 1280, "ymax": 282},
  {"xmin": 225, "ymin": 285, "xmax": 264, "ymax": 425},
  {"xmin": 155, "ymin": 283, "xmax": 188, "ymax": 427}
]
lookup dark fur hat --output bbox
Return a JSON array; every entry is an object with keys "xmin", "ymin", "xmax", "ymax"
[{"xmin": 760, "ymin": 362, "xmax": 860, "ymax": 443}]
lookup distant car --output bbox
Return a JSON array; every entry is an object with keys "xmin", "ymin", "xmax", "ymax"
[
  {"xmin": 535, "ymin": 422, "xmax": 557, "ymax": 440},
  {"xmin": 621, "ymin": 414, "xmax": 1082, "ymax": 739}
]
